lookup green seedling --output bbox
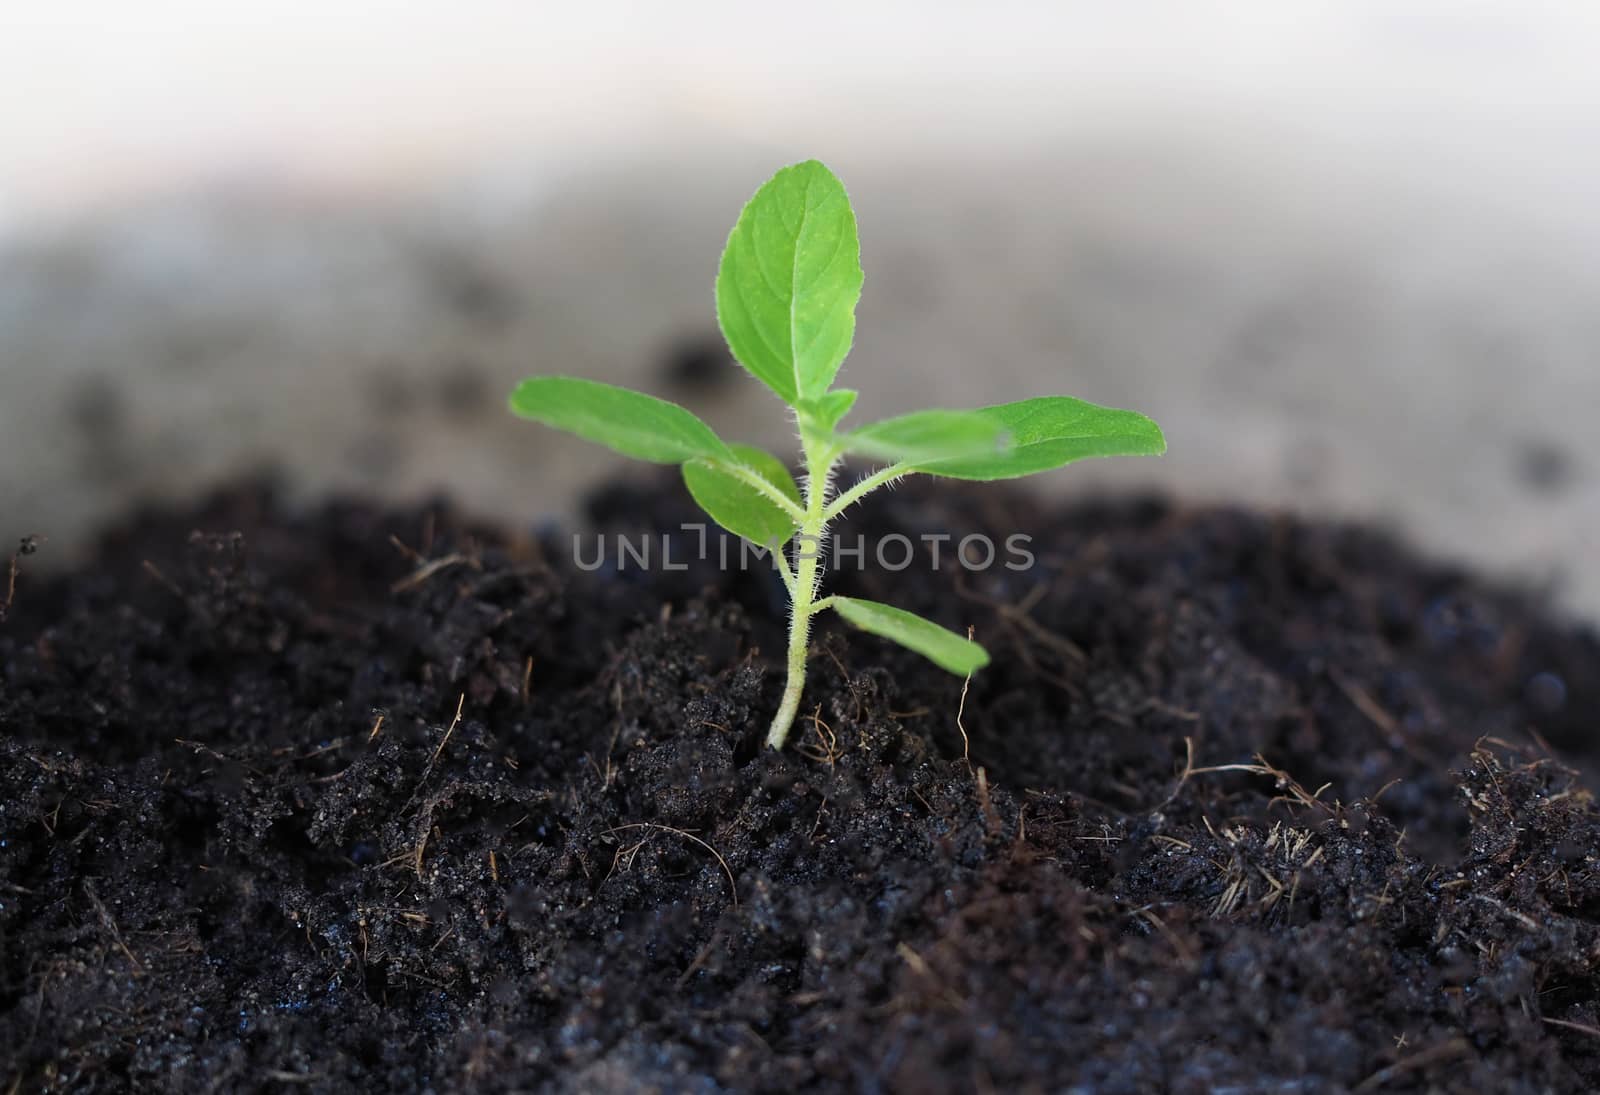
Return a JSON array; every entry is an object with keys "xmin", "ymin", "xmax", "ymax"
[{"xmin": 510, "ymin": 160, "xmax": 1165, "ymax": 749}]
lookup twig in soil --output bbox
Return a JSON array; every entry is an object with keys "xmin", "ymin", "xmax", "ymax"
[
  {"xmin": 1137, "ymin": 698, "xmax": 1201, "ymax": 723},
  {"xmin": 1521, "ymin": 722, "xmax": 1559, "ymax": 758},
  {"xmin": 959, "ymin": 578, "xmax": 1086, "ymax": 662},
  {"xmin": 390, "ymin": 552, "xmax": 480, "ymax": 593},
  {"xmin": 608, "ymin": 832, "xmax": 650, "ymax": 876},
  {"xmin": 605, "ymin": 823, "xmax": 738, "ymax": 907},
  {"xmin": 808, "ymin": 797, "xmax": 830, "ymax": 844},
  {"xmin": 1131, "ymin": 905, "xmax": 1197, "ymax": 967},
  {"xmin": 27, "ymin": 960, "xmax": 64, "ymax": 1044},
  {"xmin": 811, "ymin": 641, "xmax": 845, "ymax": 684},
  {"xmin": 579, "ymin": 680, "xmax": 626, "ymax": 793},
  {"xmin": 1329, "ymin": 667, "xmax": 1399, "ymax": 735},
  {"xmin": 274, "ymin": 735, "xmax": 357, "ymax": 766},
  {"xmin": 399, "ymin": 695, "xmax": 466, "ymax": 819},
  {"xmin": 955, "ymin": 626, "xmax": 976, "ymax": 774},
  {"xmin": 1352, "ymin": 1038, "xmax": 1472, "ymax": 1093},
  {"xmin": 1542, "ymin": 1016, "xmax": 1600, "ymax": 1040},
  {"xmin": 1153, "ymin": 736, "xmax": 1201, "ymax": 811},
  {"xmin": 430, "ymin": 694, "xmax": 466, "ymax": 769},
  {"xmin": 309, "ymin": 720, "xmax": 386, "ymax": 784},
  {"xmin": 84, "ymin": 881, "xmax": 143, "ymax": 975},
  {"xmin": 388, "ymin": 533, "xmax": 423, "ymax": 565},
  {"xmin": 395, "ymin": 695, "xmax": 469, "ymax": 876},
  {"xmin": 677, "ymin": 932, "xmax": 721, "ymax": 988},
  {"xmin": 894, "ymin": 942, "xmax": 965, "ymax": 1011},
  {"xmin": 413, "ymin": 825, "xmax": 440, "ymax": 878},
  {"xmin": 0, "ymin": 535, "xmax": 42, "ymax": 624},
  {"xmin": 3, "ymin": 550, "xmax": 20, "ymax": 623},
  {"xmin": 953, "ymin": 575, "xmax": 1086, "ymax": 698},
  {"xmin": 797, "ymin": 707, "xmax": 841, "ymax": 765},
  {"xmin": 976, "ymin": 767, "xmax": 1002, "ymax": 836},
  {"xmin": 140, "ymin": 559, "xmax": 185, "ymax": 599},
  {"xmin": 1183, "ymin": 749, "xmax": 1331, "ymax": 814},
  {"xmin": 1150, "ymin": 737, "xmax": 1322, "ymax": 814},
  {"xmin": 173, "ymin": 739, "xmax": 263, "ymax": 779},
  {"xmin": 1330, "ymin": 667, "xmax": 1433, "ymax": 764},
  {"xmin": 1470, "ymin": 893, "xmax": 1540, "ymax": 933},
  {"xmin": 895, "ymin": 941, "xmax": 934, "ymax": 978}
]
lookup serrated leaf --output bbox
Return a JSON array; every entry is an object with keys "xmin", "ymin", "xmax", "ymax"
[
  {"xmin": 508, "ymin": 376, "xmax": 732, "ymax": 464},
  {"xmin": 715, "ymin": 160, "xmax": 863, "ymax": 404},
  {"xmin": 803, "ymin": 388, "xmax": 859, "ymax": 431},
  {"xmin": 843, "ymin": 408, "xmax": 1011, "ymax": 464},
  {"xmin": 683, "ymin": 444, "xmax": 802, "ymax": 546},
  {"xmin": 912, "ymin": 396, "xmax": 1165, "ymax": 480},
  {"xmin": 830, "ymin": 596, "xmax": 990, "ymax": 675}
]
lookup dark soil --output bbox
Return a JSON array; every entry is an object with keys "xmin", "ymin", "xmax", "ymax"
[{"xmin": 4, "ymin": 474, "xmax": 1600, "ymax": 1093}]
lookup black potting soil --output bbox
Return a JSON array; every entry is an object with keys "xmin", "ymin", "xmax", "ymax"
[{"xmin": 3, "ymin": 474, "xmax": 1600, "ymax": 1093}]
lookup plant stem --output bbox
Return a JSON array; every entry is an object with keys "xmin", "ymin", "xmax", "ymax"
[
  {"xmin": 766, "ymin": 428, "xmax": 836, "ymax": 749},
  {"xmin": 824, "ymin": 462, "xmax": 910, "ymax": 522}
]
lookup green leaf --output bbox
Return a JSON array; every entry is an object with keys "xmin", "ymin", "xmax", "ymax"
[
  {"xmin": 831, "ymin": 596, "xmax": 990, "ymax": 676},
  {"xmin": 803, "ymin": 388, "xmax": 859, "ymax": 431},
  {"xmin": 727, "ymin": 443, "xmax": 802, "ymax": 506},
  {"xmin": 715, "ymin": 160, "xmax": 864, "ymax": 404},
  {"xmin": 912, "ymin": 396, "xmax": 1165, "ymax": 480},
  {"xmin": 843, "ymin": 408, "xmax": 1011, "ymax": 465},
  {"xmin": 682, "ymin": 444, "xmax": 802, "ymax": 546},
  {"xmin": 508, "ymin": 376, "xmax": 732, "ymax": 464}
]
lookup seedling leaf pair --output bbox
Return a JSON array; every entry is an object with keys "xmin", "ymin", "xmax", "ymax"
[{"xmin": 510, "ymin": 159, "xmax": 1166, "ymax": 749}]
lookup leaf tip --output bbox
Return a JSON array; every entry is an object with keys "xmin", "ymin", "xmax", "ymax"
[
  {"xmin": 506, "ymin": 377, "xmax": 539, "ymax": 417},
  {"xmin": 1143, "ymin": 416, "xmax": 1168, "ymax": 456},
  {"xmin": 970, "ymin": 642, "xmax": 992, "ymax": 671}
]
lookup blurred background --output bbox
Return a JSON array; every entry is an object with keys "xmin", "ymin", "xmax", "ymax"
[{"xmin": 3, "ymin": 2, "xmax": 1599, "ymax": 613}]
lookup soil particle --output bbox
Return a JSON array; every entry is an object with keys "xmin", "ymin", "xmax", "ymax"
[{"xmin": 3, "ymin": 474, "xmax": 1600, "ymax": 1092}]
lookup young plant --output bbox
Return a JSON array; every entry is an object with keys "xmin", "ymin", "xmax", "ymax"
[{"xmin": 510, "ymin": 160, "xmax": 1165, "ymax": 749}]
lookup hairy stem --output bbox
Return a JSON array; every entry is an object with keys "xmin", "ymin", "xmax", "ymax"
[
  {"xmin": 721, "ymin": 460, "xmax": 807, "ymax": 524},
  {"xmin": 824, "ymin": 462, "xmax": 911, "ymax": 522},
  {"xmin": 767, "ymin": 427, "xmax": 837, "ymax": 749}
]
